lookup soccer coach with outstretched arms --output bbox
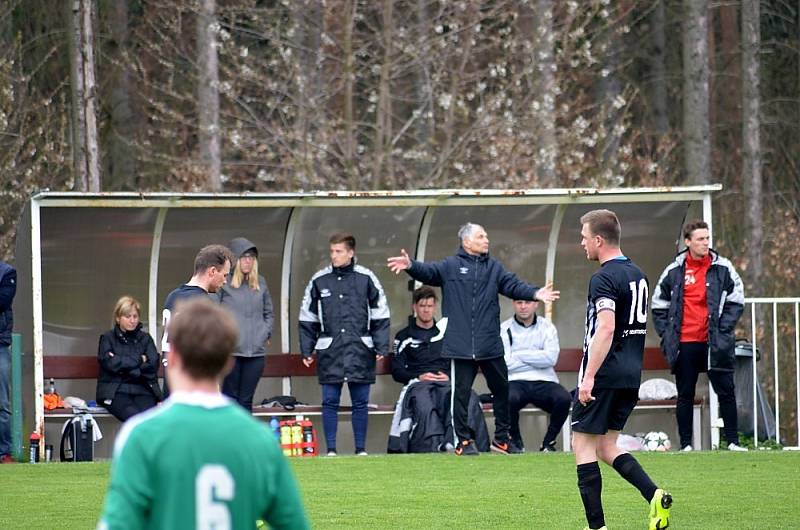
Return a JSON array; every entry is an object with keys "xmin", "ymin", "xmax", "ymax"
[{"xmin": 388, "ymin": 222, "xmax": 558, "ymax": 456}]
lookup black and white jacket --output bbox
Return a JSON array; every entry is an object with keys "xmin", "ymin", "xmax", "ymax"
[
  {"xmin": 391, "ymin": 317, "xmax": 448, "ymax": 384},
  {"xmin": 299, "ymin": 260, "xmax": 390, "ymax": 384},
  {"xmin": 652, "ymin": 249, "xmax": 745, "ymax": 371}
]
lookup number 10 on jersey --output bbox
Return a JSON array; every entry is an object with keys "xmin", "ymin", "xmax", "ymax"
[{"xmin": 628, "ymin": 279, "xmax": 648, "ymax": 325}]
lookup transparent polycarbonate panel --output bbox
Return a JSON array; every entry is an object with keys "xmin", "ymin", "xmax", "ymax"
[
  {"xmin": 553, "ymin": 201, "xmax": 700, "ymax": 348},
  {"xmin": 289, "ymin": 207, "xmax": 426, "ymax": 351},
  {"xmin": 158, "ymin": 208, "xmax": 290, "ymax": 353},
  {"xmin": 423, "ymin": 205, "xmax": 555, "ymax": 323},
  {"xmin": 40, "ymin": 208, "xmax": 158, "ymax": 355}
]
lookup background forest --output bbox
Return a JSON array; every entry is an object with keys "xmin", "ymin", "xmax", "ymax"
[
  {"xmin": 0, "ymin": 0, "xmax": 799, "ymax": 442},
  {"xmin": 6, "ymin": 0, "xmax": 800, "ymax": 295},
  {"xmin": 0, "ymin": 0, "xmax": 797, "ymax": 293}
]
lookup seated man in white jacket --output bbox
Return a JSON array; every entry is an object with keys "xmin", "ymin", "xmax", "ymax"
[{"xmin": 501, "ymin": 299, "xmax": 571, "ymax": 452}]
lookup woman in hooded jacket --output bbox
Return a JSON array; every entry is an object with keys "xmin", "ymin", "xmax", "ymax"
[{"xmin": 217, "ymin": 237, "xmax": 275, "ymax": 411}]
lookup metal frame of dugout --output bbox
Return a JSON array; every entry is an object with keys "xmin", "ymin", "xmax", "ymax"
[{"xmin": 14, "ymin": 186, "xmax": 722, "ymax": 450}]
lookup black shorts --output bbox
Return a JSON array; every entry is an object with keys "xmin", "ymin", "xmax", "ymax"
[{"xmin": 571, "ymin": 388, "xmax": 638, "ymax": 435}]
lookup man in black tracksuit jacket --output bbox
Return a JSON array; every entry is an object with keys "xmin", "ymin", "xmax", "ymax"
[
  {"xmin": 388, "ymin": 223, "xmax": 559, "ymax": 455},
  {"xmin": 300, "ymin": 233, "xmax": 390, "ymax": 455},
  {"xmin": 391, "ymin": 286, "xmax": 449, "ymax": 385}
]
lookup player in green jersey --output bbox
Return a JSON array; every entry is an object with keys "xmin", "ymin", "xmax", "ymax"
[{"xmin": 98, "ymin": 298, "xmax": 310, "ymax": 530}]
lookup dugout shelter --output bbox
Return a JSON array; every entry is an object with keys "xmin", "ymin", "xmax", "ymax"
[{"xmin": 13, "ymin": 186, "xmax": 720, "ymax": 454}]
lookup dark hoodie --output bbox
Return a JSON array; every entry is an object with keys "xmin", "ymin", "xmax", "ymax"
[{"xmin": 216, "ymin": 237, "xmax": 274, "ymax": 357}]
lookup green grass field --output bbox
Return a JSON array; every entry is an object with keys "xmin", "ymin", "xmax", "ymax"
[{"xmin": 1, "ymin": 451, "xmax": 797, "ymax": 529}]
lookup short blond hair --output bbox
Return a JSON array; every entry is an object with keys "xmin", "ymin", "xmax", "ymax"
[
  {"xmin": 580, "ymin": 209, "xmax": 621, "ymax": 246},
  {"xmin": 112, "ymin": 296, "xmax": 140, "ymax": 327}
]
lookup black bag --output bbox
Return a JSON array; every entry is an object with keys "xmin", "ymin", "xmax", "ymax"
[
  {"xmin": 261, "ymin": 395, "xmax": 302, "ymax": 411},
  {"xmin": 60, "ymin": 414, "xmax": 95, "ymax": 462}
]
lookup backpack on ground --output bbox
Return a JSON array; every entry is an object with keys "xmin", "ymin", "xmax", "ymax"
[{"xmin": 59, "ymin": 413, "xmax": 96, "ymax": 462}]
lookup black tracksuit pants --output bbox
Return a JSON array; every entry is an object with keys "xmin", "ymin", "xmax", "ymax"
[
  {"xmin": 508, "ymin": 380, "xmax": 571, "ymax": 448},
  {"xmin": 106, "ymin": 391, "xmax": 158, "ymax": 422},
  {"xmin": 451, "ymin": 356, "xmax": 509, "ymax": 444},
  {"xmin": 675, "ymin": 342, "xmax": 739, "ymax": 447}
]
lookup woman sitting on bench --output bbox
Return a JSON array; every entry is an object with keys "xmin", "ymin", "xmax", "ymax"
[{"xmin": 96, "ymin": 296, "xmax": 162, "ymax": 421}]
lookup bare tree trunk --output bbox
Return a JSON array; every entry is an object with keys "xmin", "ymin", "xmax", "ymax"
[
  {"xmin": 306, "ymin": 1, "xmax": 323, "ymax": 140},
  {"xmin": 108, "ymin": 0, "xmax": 137, "ymax": 189},
  {"xmin": 523, "ymin": 0, "xmax": 557, "ymax": 184},
  {"xmin": 291, "ymin": 2, "xmax": 310, "ymax": 188},
  {"xmin": 80, "ymin": 0, "xmax": 100, "ymax": 192},
  {"xmin": 599, "ymin": 22, "xmax": 623, "ymax": 173},
  {"xmin": 68, "ymin": 0, "xmax": 87, "ymax": 191},
  {"xmin": 289, "ymin": 1, "xmax": 324, "ymax": 189},
  {"xmin": 344, "ymin": 0, "xmax": 357, "ymax": 188},
  {"xmin": 374, "ymin": 0, "xmax": 394, "ymax": 188},
  {"xmin": 682, "ymin": 0, "xmax": 711, "ymax": 184},
  {"xmin": 649, "ymin": 0, "xmax": 668, "ymax": 137},
  {"xmin": 68, "ymin": 0, "xmax": 101, "ymax": 191},
  {"xmin": 196, "ymin": 0, "xmax": 221, "ymax": 191},
  {"xmin": 432, "ymin": 4, "xmax": 474, "ymax": 186},
  {"xmin": 742, "ymin": 0, "xmax": 763, "ymax": 292},
  {"xmin": 412, "ymin": 0, "xmax": 433, "ymax": 182},
  {"xmin": 719, "ymin": 3, "xmax": 741, "ymax": 125}
]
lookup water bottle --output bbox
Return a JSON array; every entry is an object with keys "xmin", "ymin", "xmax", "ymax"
[
  {"xmin": 29, "ymin": 432, "xmax": 41, "ymax": 463},
  {"xmin": 291, "ymin": 423, "xmax": 303, "ymax": 456},
  {"xmin": 47, "ymin": 378, "xmax": 56, "ymax": 395},
  {"xmin": 279, "ymin": 421, "xmax": 292, "ymax": 457},
  {"xmin": 269, "ymin": 417, "xmax": 280, "ymax": 439},
  {"xmin": 301, "ymin": 419, "xmax": 315, "ymax": 456}
]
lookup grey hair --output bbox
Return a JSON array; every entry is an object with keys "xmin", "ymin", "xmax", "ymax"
[{"xmin": 458, "ymin": 222, "xmax": 484, "ymax": 243}]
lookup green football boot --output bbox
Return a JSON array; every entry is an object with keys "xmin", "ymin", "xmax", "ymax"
[{"xmin": 648, "ymin": 488, "xmax": 673, "ymax": 530}]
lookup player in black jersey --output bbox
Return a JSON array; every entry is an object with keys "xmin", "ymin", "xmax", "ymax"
[
  {"xmin": 161, "ymin": 245, "xmax": 233, "ymax": 398},
  {"xmin": 572, "ymin": 209, "xmax": 672, "ymax": 530}
]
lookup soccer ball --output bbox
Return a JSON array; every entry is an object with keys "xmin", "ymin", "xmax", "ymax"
[{"xmin": 643, "ymin": 431, "xmax": 672, "ymax": 451}]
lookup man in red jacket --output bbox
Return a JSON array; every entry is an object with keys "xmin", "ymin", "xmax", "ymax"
[{"xmin": 652, "ymin": 220, "xmax": 746, "ymax": 451}]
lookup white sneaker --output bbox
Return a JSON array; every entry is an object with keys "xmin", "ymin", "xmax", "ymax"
[
  {"xmin": 681, "ymin": 444, "xmax": 693, "ymax": 452},
  {"xmin": 727, "ymin": 442, "xmax": 748, "ymax": 452},
  {"xmin": 326, "ymin": 450, "xmax": 337, "ymax": 457},
  {"xmin": 356, "ymin": 450, "xmax": 368, "ymax": 456}
]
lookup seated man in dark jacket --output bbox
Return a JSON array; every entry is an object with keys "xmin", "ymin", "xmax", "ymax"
[{"xmin": 387, "ymin": 286, "xmax": 488, "ymax": 453}]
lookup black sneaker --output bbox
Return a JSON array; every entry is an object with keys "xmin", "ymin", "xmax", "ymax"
[
  {"xmin": 455, "ymin": 439, "xmax": 480, "ymax": 456},
  {"xmin": 490, "ymin": 439, "xmax": 512, "ymax": 455},
  {"xmin": 540, "ymin": 441, "xmax": 558, "ymax": 452}
]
